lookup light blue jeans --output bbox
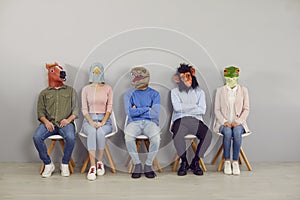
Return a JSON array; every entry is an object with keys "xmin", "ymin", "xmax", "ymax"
[
  {"xmin": 124, "ymin": 120, "xmax": 161, "ymax": 166},
  {"xmin": 82, "ymin": 113, "xmax": 112, "ymax": 151},
  {"xmin": 220, "ymin": 125, "xmax": 245, "ymax": 161},
  {"xmin": 33, "ymin": 123, "xmax": 76, "ymax": 165}
]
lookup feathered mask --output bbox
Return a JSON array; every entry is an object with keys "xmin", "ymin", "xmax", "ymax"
[{"xmin": 89, "ymin": 62, "xmax": 105, "ymax": 83}]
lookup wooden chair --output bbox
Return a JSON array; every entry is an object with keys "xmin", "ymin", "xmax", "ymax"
[
  {"xmin": 124, "ymin": 116, "xmax": 163, "ymax": 173},
  {"xmin": 39, "ymin": 123, "xmax": 77, "ymax": 174},
  {"xmin": 169, "ymin": 119, "xmax": 207, "ymax": 172},
  {"xmin": 211, "ymin": 132, "xmax": 253, "ymax": 171},
  {"xmin": 79, "ymin": 112, "xmax": 117, "ymax": 174}
]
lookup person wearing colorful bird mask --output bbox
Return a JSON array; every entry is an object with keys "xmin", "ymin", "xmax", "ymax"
[
  {"xmin": 33, "ymin": 62, "xmax": 79, "ymax": 178},
  {"xmin": 81, "ymin": 62, "xmax": 113, "ymax": 181},
  {"xmin": 214, "ymin": 66, "xmax": 250, "ymax": 175},
  {"xmin": 124, "ymin": 66, "xmax": 161, "ymax": 179},
  {"xmin": 171, "ymin": 63, "xmax": 212, "ymax": 176}
]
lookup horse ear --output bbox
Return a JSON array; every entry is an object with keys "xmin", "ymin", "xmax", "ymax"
[
  {"xmin": 46, "ymin": 63, "xmax": 51, "ymax": 70},
  {"xmin": 54, "ymin": 62, "xmax": 59, "ymax": 66}
]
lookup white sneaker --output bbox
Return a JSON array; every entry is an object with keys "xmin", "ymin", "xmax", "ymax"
[
  {"xmin": 232, "ymin": 161, "xmax": 240, "ymax": 175},
  {"xmin": 60, "ymin": 164, "xmax": 70, "ymax": 177},
  {"xmin": 224, "ymin": 160, "xmax": 232, "ymax": 175},
  {"xmin": 97, "ymin": 161, "xmax": 105, "ymax": 176},
  {"xmin": 42, "ymin": 162, "xmax": 55, "ymax": 178},
  {"xmin": 87, "ymin": 166, "xmax": 96, "ymax": 181}
]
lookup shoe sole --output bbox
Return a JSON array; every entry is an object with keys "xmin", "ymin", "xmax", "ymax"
[
  {"xmin": 42, "ymin": 166, "xmax": 55, "ymax": 178},
  {"xmin": 97, "ymin": 170, "xmax": 105, "ymax": 176},
  {"xmin": 87, "ymin": 175, "xmax": 97, "ymax": 181}
]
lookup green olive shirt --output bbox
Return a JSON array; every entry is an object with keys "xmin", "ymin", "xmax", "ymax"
[{"xmin": 37, "ymin": 85, "xmax": 79, "ymax": 127}]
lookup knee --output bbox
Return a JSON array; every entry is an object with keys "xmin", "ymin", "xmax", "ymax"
[
  {"xmin": 124, "ymin": 134, "xmax": 135, "ymax": 142},
  {"xmin": 33, "ymin": 133, "xmax": 41, "ymax": 143},
  {"xmin": 64, "ymin": 132, "xmax": 76, "ymax": 142},
  {"xmin": 232, "ymin": 131, "xmax": 242, "ymax": 140},
  {"xmin": 150, "ymin": 134, "xmax": 160, "ymax": 145},
  {"xmin": 96, "ymin": 129, "xmax": 106, "ymax": 138},
  {"xmin": 222, "ymin": 127, "xmax": 232, "ymax": 138}
]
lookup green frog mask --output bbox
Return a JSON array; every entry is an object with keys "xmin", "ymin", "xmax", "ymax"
[{"xmin": 224, "ymin": 66, "xmax": 239, "ymax": 88}]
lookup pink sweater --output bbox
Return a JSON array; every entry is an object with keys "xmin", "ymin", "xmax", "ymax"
[{"xmin": 81, "ymin": 84, "xmax": 113, "ymax": 116}]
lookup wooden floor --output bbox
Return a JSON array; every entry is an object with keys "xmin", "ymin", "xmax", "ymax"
[{"xmin": 0, "ymin": 162, "xmax": 299, "ymax": 200}]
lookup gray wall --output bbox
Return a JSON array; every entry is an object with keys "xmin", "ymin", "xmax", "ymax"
[{"xmin": 0, "ymin": 0, "xmax": 299, "ymax": 166}]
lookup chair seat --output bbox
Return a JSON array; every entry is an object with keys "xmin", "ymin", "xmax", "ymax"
[
  {"xmin": 184, "ymin": 134, "xmax": 197, "ymax": 140},
  {"xmin": 79, "ymin": 131, "xmax": 116, "ymax": 139},
  {"xmin": 216, "ymin": 131, "xmax": 252, "ymax": 138},
  {"xmin": 47, "ymin": 135, "xmax": 64, "ymax": 140},
  {"xmin": 136, "ymin": 135, "xmax": 149, "ymax": 140}
]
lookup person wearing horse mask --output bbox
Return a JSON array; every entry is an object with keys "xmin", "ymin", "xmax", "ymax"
[
  {"xmin": 33, "ymin": 62, "xmax": 79, "ymax": 178},
  {"xmin": 124, "ymin": 66, "xmax": 161, "ymax": 179},
  {"xmin": 171, "ymin": 63, "xmax": 212, "ymax": 176},
  {"xmin": 214, "ymin": 66, "xmax": 250, "ymax": 175},
  {"xmin": 81, "ymin": 62, "xmax": 113, "ymax": 181}
]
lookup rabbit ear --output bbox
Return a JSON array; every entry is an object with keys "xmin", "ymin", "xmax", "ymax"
[{"xmin": 173, "ymin": 74, "xmax": 180, "ymax": 83}]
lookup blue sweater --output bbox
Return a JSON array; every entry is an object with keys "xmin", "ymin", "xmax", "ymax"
[{"xmin": 124, "ymin": 87, "xmax": 160, "ymax": 126}]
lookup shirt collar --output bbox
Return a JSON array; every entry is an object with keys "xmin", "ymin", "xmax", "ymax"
[
  {"xmin": 47, "ymin": 85, "xmax": 67, "ymax": 90},
  {"xmin": 226, "ymin": 85, "xmax": 238, "ymax": 92}
]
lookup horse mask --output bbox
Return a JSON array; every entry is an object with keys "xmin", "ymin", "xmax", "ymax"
[
  {"xmin": 224, "ymin": 66, "xmax": 239, "ymax": 88},
  {"xmin": 46, "ymin": 62, "xmax": 66, "ymax": 88},
  {"xmin": 89, "ymin": 62, "xmax": 105, "ymax": 83},
  {"xmin": 173, "ymin": 63, "xmax": 199, "ymax": 92},
  {"xmin": 130, "ymin": 67, "xmax": 150, "ymax": 89}
]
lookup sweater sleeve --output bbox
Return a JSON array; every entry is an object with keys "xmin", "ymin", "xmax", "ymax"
[
  {"xmin": 81, "ymin": 86, "xmax": 89, "ymax": 116},
  {"xmin": 235, "ymin": 87, "xmax": 250, "ymax": 124},
  {"xmin": 149, "ymin": 91, "xmax": 160, "ymax": 120},
  {"xmin": 106, "ymin": 85, "xmax": 113, "ymax": 113}
]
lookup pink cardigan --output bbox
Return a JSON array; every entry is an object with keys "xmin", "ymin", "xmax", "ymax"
[{"xmin": 213, "ymin": 85, "xmax": 250, "ymax": 133}]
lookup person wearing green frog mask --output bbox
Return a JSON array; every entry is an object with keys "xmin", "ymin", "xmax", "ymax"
[{"xmin": 214, "ymin": 66, "xmax": 250, "ymax": 175}]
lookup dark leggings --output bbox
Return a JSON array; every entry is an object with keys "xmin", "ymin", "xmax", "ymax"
[{"xmin": 172, "ymin": 117, "xmax": 212, "ymax": 162}]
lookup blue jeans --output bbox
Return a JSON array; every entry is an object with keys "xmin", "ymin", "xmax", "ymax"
[
  {"xmin": 33, "ymin": 123, "xmax": 76, "ymax": 165},
  {"xmin": 124, "ymin": 120, "xmax": 161, "ymax": 166},
  {"xmin": 220, "ymin": 125, "xmax": 245, "ymax": 161},
  {"xmin": 82, "ymin": 113, "xmax": 112, "ymax": 151}
]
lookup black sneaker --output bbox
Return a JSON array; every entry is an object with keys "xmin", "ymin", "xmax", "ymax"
[
  {"xmin": 144, "ymin": 165, "xmax": 156, "ymax": 178},
  {"xmin": 177, "ymin": 161, "xmax": 189, "ymax": 176},
  {"xmin": 190, "ymin": 160, "xmax": 203, "ymax": 176},
  {"xmin": 131, "ymin": 163, "xmax": 143, "ymax": 179}
]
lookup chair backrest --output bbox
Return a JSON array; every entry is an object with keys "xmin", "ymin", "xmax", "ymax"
[
  {"xmin": 106, "ymin": 111, "xmax": 118, "ymax": 138},
  {"xmin": 169, "ymin": 112, "xmax": 174, "ymax": 134}
]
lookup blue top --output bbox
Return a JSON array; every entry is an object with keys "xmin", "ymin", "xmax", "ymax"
[
  {"xmin": 171, "ymin": 87, "xmax": 206, "ymax": 122},
  {"xmin": 124, "ymin": 87, "xmax": 160, "ymax": 126}
]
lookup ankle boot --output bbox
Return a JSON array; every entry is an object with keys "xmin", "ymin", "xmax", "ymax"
[
  {"xmin": 144, "ymin": 165, "xmax": 156, "ymax": 178},
  {"xmin": 190, "ymin": 159, "xmax": 203, "ymax": 176},
  {"xmin": 131, "ymin": 163, "xmax": 143, "ymax": 179},
  {"xmin": 177, "ymin": 160, "xmax": 189, "ymax": 176}
]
